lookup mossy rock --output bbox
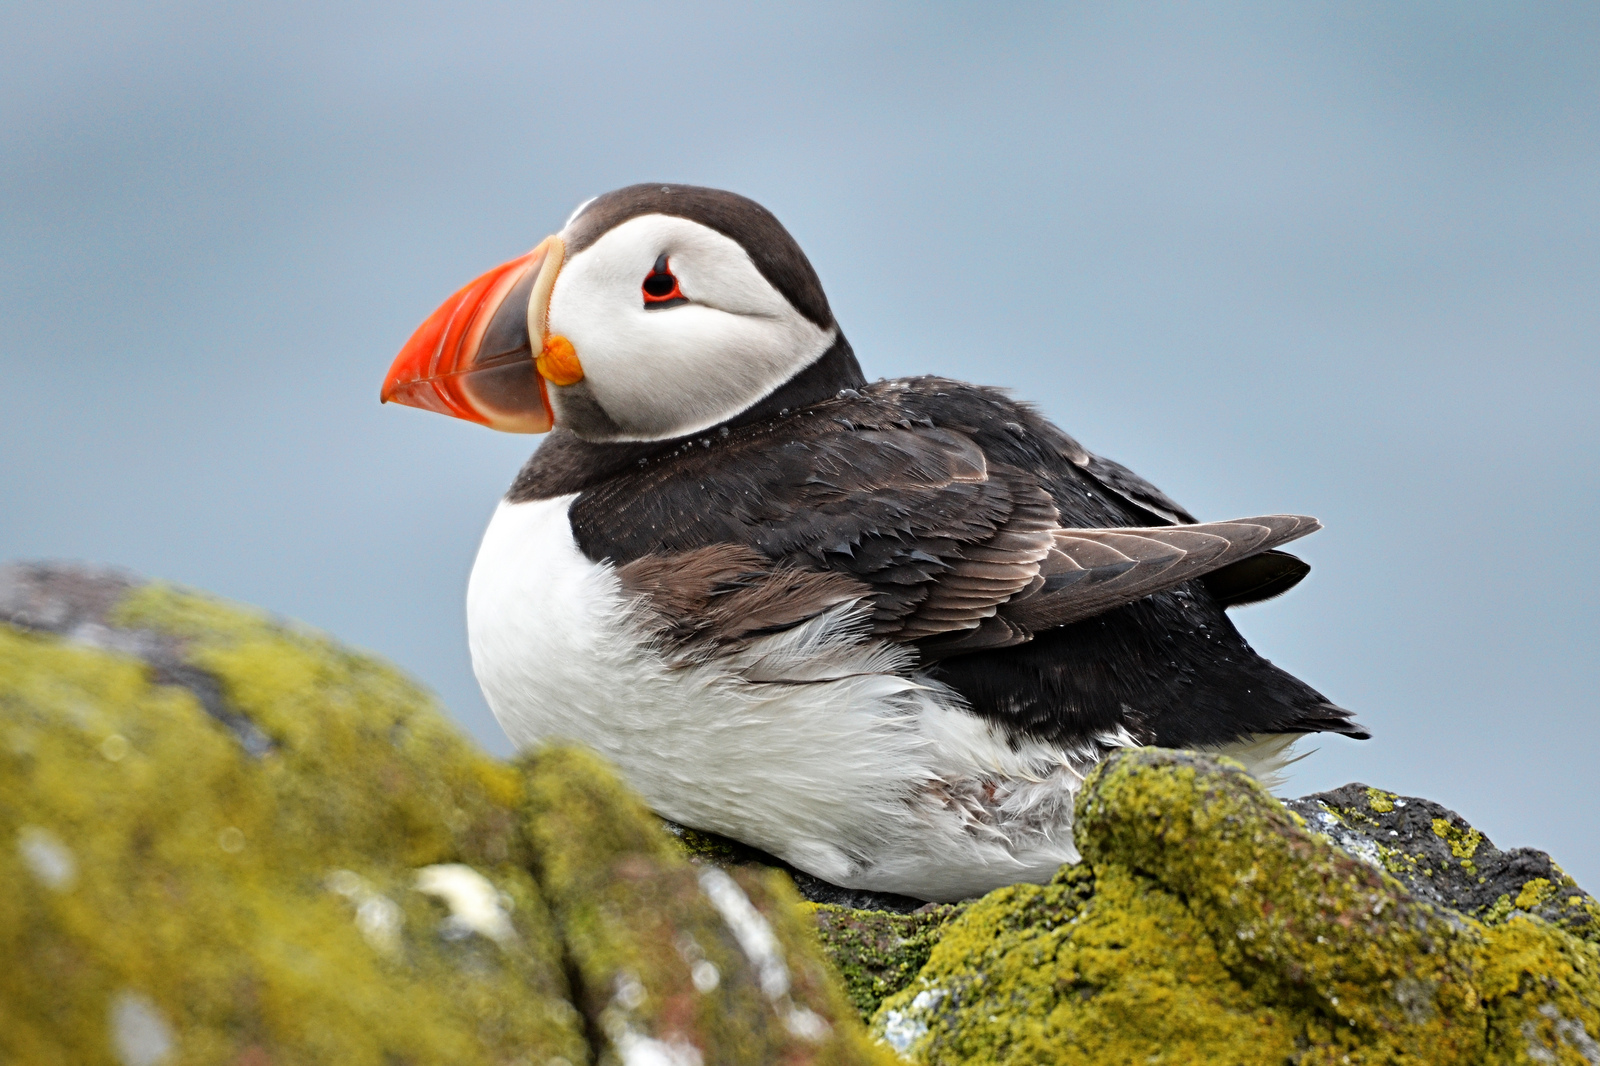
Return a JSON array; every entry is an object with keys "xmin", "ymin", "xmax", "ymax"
[
  {"xmin": 10, "ymin": 562, "xmax": 1596, "ymax": 1064},
  {"xmin": 804, "ymin": 904, "xmax": 964, "ymax": 1021},
  {"xmin": 522, "ymin": 746, "xmax": 887, "ymax": 1064},
  {"xmin": 872, "ymin": 748, "xmax": 1600, "ymax": 1065},
  {"xmin": 0, "ymin": 563, "xmax": 888, "ymax": 1066},
  {"xmin": 664, "ymin": 816, "xmax": 966, "ymax": 1026},
  {"xmin": 1287, "ymin": 785, "xmax": 1600, "ymax": 944}
]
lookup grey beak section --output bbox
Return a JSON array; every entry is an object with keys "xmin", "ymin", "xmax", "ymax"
[
  {"xmin": 460, "ymin": 264, "xmax": 548, "ymax": 420},
  {"xmin": 474, "ymin": 266, "xmax": 536, "ymax": 373}
]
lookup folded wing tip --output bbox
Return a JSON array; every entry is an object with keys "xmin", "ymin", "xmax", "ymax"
[{"xmin": 1304, "ymin": 703, "xmax": 1370, "ymax": 740}]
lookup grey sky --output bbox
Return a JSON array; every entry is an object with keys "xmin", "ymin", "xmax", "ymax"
[{"xmin": 3, "ymin": 4, "xmax": 1596, "ymax": 885}]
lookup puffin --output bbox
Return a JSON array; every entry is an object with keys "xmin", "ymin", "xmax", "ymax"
[{"xmin": 381, "ymin": 183, "xmax": 1366, "ymax": 903}]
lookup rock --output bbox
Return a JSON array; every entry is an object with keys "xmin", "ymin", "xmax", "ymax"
[
  {"xmin": 1287, "ymin": 784, "xmax": 1600, "ymax": 943},
  {"xmin": 0, "ymin": 563, "xmax": 888, "ymax": 1066},
  {"xmin": 523, "ymin": 747, "xmax": 884, "ymax": 1064},
  {"xmin": 871, "ymin": 748, "xmax": 1600, "ymax": 1065},
  {"xmin": 10, "ymin": 561, "xmax": 1598, "ymax": 1064},
  {"xmin": 806, "ymin": 905, "xmax": 964, "ymax": 1021},
  {"xmin": 664, "ymin": 825, "xmax": 965, "ymax": 1021}
]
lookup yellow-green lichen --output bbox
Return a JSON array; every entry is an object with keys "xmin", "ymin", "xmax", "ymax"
[
  {"xmin": 1431, "ymin": 817, "xmax": 1484, "ymax": 875},
  {"xmin": 1504, "ymin": 876, "xmax": 1600, "ymax": 947},
  {"xmin": 10, "ymin": 570, "xmax": 1599, "ymax": 1065},
  {"xmin": 875, "ymin": 862, "xmax": 1295, "ymax": 1065},
  {"xmin": 1433, "ymin": 817, "xmax": 1484, "ymax": 860},
  {"xmin": 0, "ymin": 616, "xmax": 583, "ymax": 1066},
  {"xmin": 1294, "ymin": 784, "xmax": 1600, "ymax": 947},
  {"xmin": 110, "ymin": 582, "xmax": 528, "ymax": 871},
  {"xmin": 672, "ymin": 824, "xmax": 766, "ymax": 865},
  {"xmin": 521, "ymin": 746, "xmax": 895, "ymax": 1066},
  {"xmin": 4, "ymin": 577, "xmax": 890, "ymax": 1066},
  {"xmin": 874, "ymin": 749, "xmax": 1600, "ymax": 1065},
  {"xmin": 1376, "ymin": 839, "xmax": 1424, "ymax": 880},
  {"xmin": 1516, "ymin": 878, "xmax": 1558, "ymax": 911},
  {"xmin": 666, "ymin": 822, "xmax": 965, "ymax": 1024},
  {"xmin": 1482, "ymin": 894, "xmax": 1517, "ymax": 926}
]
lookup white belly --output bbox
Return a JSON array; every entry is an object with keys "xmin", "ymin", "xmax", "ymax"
[{"xmin": 466, "ymin": 496, "xmax": 1287, "ymax": 901}]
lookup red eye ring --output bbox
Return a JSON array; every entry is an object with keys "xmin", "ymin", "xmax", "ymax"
[{"xmin": 642, "ymin": 254, "xmax": 688, "ymax": 309}]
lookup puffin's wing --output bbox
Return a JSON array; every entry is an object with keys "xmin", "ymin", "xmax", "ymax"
[
  {"xmin": 591, "ymin": 423, "xmax": 1058, "ymax": 654},
  {"xmin": 1004, "ymin": 516, "xmax": 1317, "ymax": 629},
  {"xmin": 580, "ymin": 421, "xmax": 1318, "ymax": 658},
  {"xmin": 615, "ymin": 543, "xmax": 870, "ymax": 654},
  {"xmin": 913, "ymin": 515, "xmax": 1319, "ymax": 658},
  {"xmin": 1056, "ymin": 443, "xmax": 1314, "ymax": 609}
]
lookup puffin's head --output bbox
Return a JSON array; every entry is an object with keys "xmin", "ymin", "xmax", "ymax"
[{"xmin": 381, "ymin": 184, "xmax": 843, "ymax": 442}]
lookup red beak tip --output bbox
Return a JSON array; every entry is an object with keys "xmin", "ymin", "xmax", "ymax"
[{"xmin": 381, "ymin": 241, "xmax": 559, "ymax": 433}]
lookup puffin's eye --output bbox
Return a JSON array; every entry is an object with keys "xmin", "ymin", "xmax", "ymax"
[{"xmin": 642, "ymin": 254, "xmax": 689, "ymax": 309}]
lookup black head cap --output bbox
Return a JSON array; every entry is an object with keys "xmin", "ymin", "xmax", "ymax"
[{"xmin": 563, "ymin": 184, "xmax": 835, "ymax": 330}]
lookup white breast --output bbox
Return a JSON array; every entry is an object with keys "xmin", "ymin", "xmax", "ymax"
[{"xmin": 466, "ymin": 496, "xmax": 1292, "ymax": 901}]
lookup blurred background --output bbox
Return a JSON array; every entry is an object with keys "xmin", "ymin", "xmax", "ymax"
[{"xmin": 3, "ymin": 4, "xmax": 1596, "ymax": 883}]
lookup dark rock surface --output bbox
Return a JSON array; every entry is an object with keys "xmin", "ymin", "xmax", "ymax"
[{"xmin": 1288, "ymin": 784, "xmax": 1598, "ymax": 941}]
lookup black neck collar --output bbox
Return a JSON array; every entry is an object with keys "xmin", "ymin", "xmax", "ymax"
[{"xmin": 507, "ymin": 335, "xmax": 866, "ymax": 502}]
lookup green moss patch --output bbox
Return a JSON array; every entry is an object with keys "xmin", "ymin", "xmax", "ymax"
[
  {"xmin": 806, "ymin": 903, "xmax": 963, "ymax": 1020},
  {"xmin": 0, "ymin": 612, "xmax": 580, "ymax": 1066},
  {"xmin": 874, "ymin": 749, "xmax": 1600, "ymax": 1065},
  {"xmin": 1, "ymin": 566, "xmax": 890, "ymax": 1066}
]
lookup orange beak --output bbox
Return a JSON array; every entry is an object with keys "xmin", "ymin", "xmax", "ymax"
[{"xmin": 381, "ymin": 235, "xmax": 573, "ymax": 433}]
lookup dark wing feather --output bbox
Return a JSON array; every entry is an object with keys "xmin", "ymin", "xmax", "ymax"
[
  {"xmin": 1200, "ymin": 549, "xmax": 1312, "ymax": 606},
  {"xmin": 1048, "ymin": 436, "xmax": 1315, "ymax": 608},
  {"xmin": 615, "ymin": 543, "xmax": 867, "ymax": 656},
  {"xmin": 1069, "ymin": 450, "xmax": 1198, "ymax": 525},
  {"xmin": 1003, "ymin": 516, "xmax": 1317, "ymax": 630},
  {"xmin": 572, "ymin": 407, "xmax": 1316, "ymax": 653},
  {"xmin": 571, "ymin": 422, "xmax": 1060, "ymax": 646},
  {"xmin": 914, "ymin": 515, "xmax": 1318, "ymax": 658}
]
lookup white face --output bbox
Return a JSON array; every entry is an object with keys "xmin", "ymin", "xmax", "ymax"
[{"xmin": 544, "ymin": 213, "xmax": 837, "ymax": 442}]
